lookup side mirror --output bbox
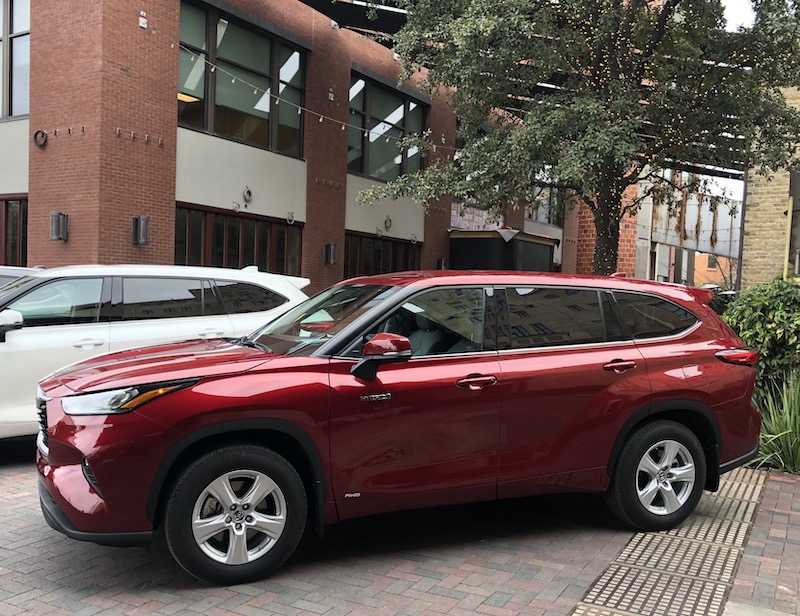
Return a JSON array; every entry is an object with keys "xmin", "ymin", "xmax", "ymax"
[
  {"xmin": 351, "ymin": 332, "xmax": 412, "ymax": 380},
  {"xmin": 0, "ymin": 309, "xmax": 23, "ymax": 343}
]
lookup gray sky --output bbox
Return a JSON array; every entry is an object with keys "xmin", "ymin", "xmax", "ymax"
[{"xmin": 723, "ymin": 0, "xmax": 755, "ymax": 30}]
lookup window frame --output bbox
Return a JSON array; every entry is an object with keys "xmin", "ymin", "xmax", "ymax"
[
  {"xmin": 1, "ymin": 196, "xmax": 27, "ymax": 266},
  {"xmin": 175, "ymin": 203, "xmax": 303, "ymax": 276},
  {"xmin": 348, "ymin": 74, "xmax": 428, "ymax": 181},
  {"xmin": 343, "ymin": 231, "xmax": 421, "ymax": 278},
  {"xmin": 1, "ymin": 0, "xmax": 30, "ymax": 119},
  {"xmin": 178, "ymin": 1, "xmax": 306, "ymax": 157}
]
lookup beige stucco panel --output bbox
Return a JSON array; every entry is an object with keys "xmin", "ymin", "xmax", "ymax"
[
  {"xmin": 176, "ymin": 128, "xmax": 306, "ymax": 222},
  {"xmin": 0, "ymin": 119, "xmax": 29, "ymax": 194},
  {"xmin": 345, "ymin": 174, "xmax": 425, "ymax": 242}
]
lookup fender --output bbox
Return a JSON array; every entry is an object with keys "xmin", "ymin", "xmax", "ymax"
[
  {"xmin": 145, "ymin": 418, "xmax": 327, "ymax": 534},
  {"xmin": 606, "ymin": 399, "xmax": 721, "ymax": 489}
]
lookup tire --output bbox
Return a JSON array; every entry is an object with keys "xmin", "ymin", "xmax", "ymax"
[
  {"xmin": 164, "ymin": 445, "xmax": 307, "ymax": 584},
  {"xmin": 605, "ymin": 421, "xmax": 706, "ymax": 531}
]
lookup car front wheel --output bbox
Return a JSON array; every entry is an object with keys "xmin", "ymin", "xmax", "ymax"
[
  {"xmin": 605, "ymin": 421, "xmax": 706, "ymax": 531},
  {"xmin": 164, "ymin": 445, "xmax": 307, "ymax": 584}
]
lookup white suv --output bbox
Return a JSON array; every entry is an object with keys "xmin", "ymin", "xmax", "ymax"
[{"xmin": 0, "ymin": 264, "xmax": 309, "ymax": 438}]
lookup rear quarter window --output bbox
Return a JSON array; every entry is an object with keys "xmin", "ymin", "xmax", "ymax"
[
  {"xmin": 613, "ymin": 291, "xmax": 698, "ymax": 339},
  {"xmin": 214, "ymin": 280, "xmax": 288, "ymax": 314}
]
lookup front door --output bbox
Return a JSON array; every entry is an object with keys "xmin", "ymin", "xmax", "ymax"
[{"xmin": 329, "ymin": 286, "xmax": 502, "ymax": 519}]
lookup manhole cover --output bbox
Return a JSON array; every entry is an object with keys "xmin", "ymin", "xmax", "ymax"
[
  {"xmin": 616, "ymin": 534, "xmax": 739, "ymax": 582},
  {"xmin": 583, "ymin": 564, "xmax": 728, "ymax": 616}
]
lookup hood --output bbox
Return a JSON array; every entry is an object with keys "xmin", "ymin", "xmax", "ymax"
[{"xmin": 48, "ymin": 338, "xmax": 274, "ymax": 393}]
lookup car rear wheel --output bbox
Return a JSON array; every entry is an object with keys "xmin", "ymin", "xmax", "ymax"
[
  {"xmin": 605, "ymin": 421, "xmax": 706, "ymax": 531},
  {"xmin": 164, "ymin": 445, "xmax": 307, "ymax": 584}
]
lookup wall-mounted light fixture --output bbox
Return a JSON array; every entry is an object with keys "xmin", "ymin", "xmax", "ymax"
[
  {"xmin": 49, "ymin": 212, "xmax": 69, "ymax": 241},
  {"xmin": 132, "ymin": 215, "xmax": 150, "ymax": 245},
  {"xmin": 323, "ymin": 243, "xmax": 337, "ymax": 265},
  {"xmin": 437, "ymin": 258, "xmax": 447, "ymax": 270},
  {"xmin": 384, "ymin": 215, "xmax": 392, "ymax": 231}
]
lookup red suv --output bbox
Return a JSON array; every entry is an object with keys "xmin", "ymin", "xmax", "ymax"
[{"xmin": 36, "ymin": 272, "xmax": 760, "ymax": 584}]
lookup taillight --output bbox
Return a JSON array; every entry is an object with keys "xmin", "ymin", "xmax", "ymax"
[{"xmin": 716, "ymin": 349, "xmax": 760, "ymax": 367}]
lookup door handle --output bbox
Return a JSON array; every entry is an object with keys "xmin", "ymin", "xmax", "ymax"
[
  {"xmin": 71, "ymin": 338, "xmax": 105, "ymax": 349},
  {"xmin": 603, "ymin": 360, "xmax": 637, "ymax": 374},
  {"xmin": 197, "ymin": 328, "xmax": 225, "ymax": 338},
  {"xmin": 456, "ymin": 374, "xmax": 498, "ymax": 391}
]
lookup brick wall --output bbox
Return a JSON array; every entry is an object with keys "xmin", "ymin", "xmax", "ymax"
[
  {"xmin": 28, "ymin": 0, "xmax": 455, "ymax": 285},
  {"xmin": 572, "ymin": 185, "xmax": 638, "ymax": 275},
  {"xmin": 740, "ymin": 88, "xmax": 800, "ymax": 288},
  {"xmin": 30, "ymin": 0, "xmax": 178, "ymax": 266}
]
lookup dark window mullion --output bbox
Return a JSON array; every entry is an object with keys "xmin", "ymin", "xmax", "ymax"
[{"xmin": 205, "ymin": 10, "xmax": 216, "ymax": 132}]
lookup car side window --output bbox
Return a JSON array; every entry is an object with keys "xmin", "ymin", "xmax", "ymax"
[
  {"xmin": 365, "ymin": 287, "xmax": 486, "ymax": 357},
  {"xmin": 612, "ymin": 291, "xmax": 698, "ymax": 339},
  {"xmin": 122, "ymin": 278, "xmax": 219, "ymax": 320},
  {"xmin": 214, "ymin": 279, "xmax": 288, "ymax": 314},
  {"xmin": 8, "ymin": 278, "xmax": 103, "ymax": 326},
  {"xmin": 499, "ymin": 287, "xmax": 605, "ymax": 349}
]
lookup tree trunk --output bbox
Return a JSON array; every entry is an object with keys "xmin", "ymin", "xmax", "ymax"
[{"xmin": 591, "ymin": 178, "xmax": 623, "ymax": 276}]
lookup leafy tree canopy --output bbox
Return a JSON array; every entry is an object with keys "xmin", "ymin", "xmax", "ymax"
[{"xmin": 357, "ymin": 0, "xmax": 800, "ymax": 274}]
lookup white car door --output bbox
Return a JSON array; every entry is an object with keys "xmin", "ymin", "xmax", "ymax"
[
  {"xmin": 0, "ymin": 277, "xmax": 109, "ymax": 437},
  {"xmin": 107, "ymin": 276, "xmax": 235, "ymax": 352}
]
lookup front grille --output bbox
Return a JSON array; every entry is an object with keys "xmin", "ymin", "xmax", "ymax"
[{"xmin": 36, "ymin": 392, "xmax": 49, "ymax": 449}]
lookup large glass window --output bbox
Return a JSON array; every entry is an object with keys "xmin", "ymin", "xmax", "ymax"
[
  {"xmin": 178, "ymin": 1, "xmax": 304, "ymax": 155},
  {"xmin": 175, "ymin": 206, "xmax": 301, "ymax": 275},
  {"xmin": 1, "ymin": 199, "xmax": 27, "ymax": 266},
  {"xmin": 344, "ymin": 233, "xmax": 421, "ymax": 278},
  {"xmin": 1, "ymin": 0, "xmax": 30, "ymax": 117},
  {"xmin": 348, "ymin": 75, "xmax": 427, "ymax": 181}
]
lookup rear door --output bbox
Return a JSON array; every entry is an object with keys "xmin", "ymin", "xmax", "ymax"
[
  {"xmin": 496, "ymin": 286, "xmax": 651, "ymax": 498},
  {"xmin": 108, "ymin": 276, "xmax": 235, "ymax": 352}
]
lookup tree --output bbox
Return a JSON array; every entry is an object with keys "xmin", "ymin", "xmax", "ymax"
[{"xmin": 357, "ymin": 0, "xmax": 800, "ymax": 275}]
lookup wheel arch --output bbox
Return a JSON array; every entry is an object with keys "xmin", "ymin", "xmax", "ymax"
[
  {"xmin": 146, "ymin": 419, "xmax": 328, "ymax": 536},
  {"xmin": 607, "ymin": 400, "xmax": 721, "ymax": 491}
]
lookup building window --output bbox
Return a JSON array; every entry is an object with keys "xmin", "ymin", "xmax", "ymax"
[
  {"xmin": 526, "ymin": 187, "xmax": 565, "ymax": 227},
  {"xmin": 344, "ymin": 233, "xmax": 421, "ymax": 278},
  {"xmin": 707, "ymin": 254, "xmax": 719, "ymax": 270},
  {"xmin": 176, "ymin": 205, "xmax": 302, "ymax": 275},
  {"xmin": 1, "ymin": 0, "xmax": 30, "ymax": 117},
  {"xmin": 178, "ymin": 1, "xmax": 304, "ymax": 156},
  {"xmin": 348, "ymin": 75, "xmax": 426, "ymax": 181},
  {"xmin": 1, "ymin": 199, "xmax": 27, "ymax": 265}
]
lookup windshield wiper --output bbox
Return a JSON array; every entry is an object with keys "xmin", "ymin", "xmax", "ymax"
[{"xmin": 231, "ymin": 336, "xmax": 272, "ymax": 353}]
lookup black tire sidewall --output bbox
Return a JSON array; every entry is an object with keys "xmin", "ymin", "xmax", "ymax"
[
  {"xmin": 611, "ymin": 421, "xmax": 707, "ymax": 531},
  {"xmin": 164, "ymin": 445, "xmax": 307, "ymax": 585}
]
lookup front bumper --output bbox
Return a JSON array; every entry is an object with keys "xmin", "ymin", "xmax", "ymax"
[{"xmin": 39, "ymin": 481, "xmax": 152, "ymax": 547}]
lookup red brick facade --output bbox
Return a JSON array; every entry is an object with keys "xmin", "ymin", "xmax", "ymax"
[{"xmin": 19, "ymin": 0, "xmax": 643, "ymax": 284}]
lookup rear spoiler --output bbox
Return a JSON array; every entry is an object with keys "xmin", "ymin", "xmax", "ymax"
[
  {"xmin": 240, "ymin": 266, "xmax": 311, "ymax": 290},
  {"xmin": 687, "ymin": 286, "xmax": 715, "ymax": 305}
]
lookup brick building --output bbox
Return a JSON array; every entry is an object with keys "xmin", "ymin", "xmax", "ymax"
[{"xmin": 0, "ymin": 0, "xmax": 634, "ymax": 292}]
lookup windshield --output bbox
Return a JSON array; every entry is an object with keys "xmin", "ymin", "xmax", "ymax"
[{"xmin": 247, "ymin": 283, "xmax": 399, "ymax": 356}]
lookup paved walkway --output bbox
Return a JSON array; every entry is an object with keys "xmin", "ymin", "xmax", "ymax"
[{"xmin": 0, "ymin": 436, "xmax": 798, "ymax": 615}]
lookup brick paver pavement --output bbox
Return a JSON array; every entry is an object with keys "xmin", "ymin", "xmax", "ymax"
[
  {"xmin": 1, "ymin": 437, "xmax": 633, "ymax": 616},
  {"xmin": 728, "ymin": 471, "xmax": 800, "ymax": 615}
]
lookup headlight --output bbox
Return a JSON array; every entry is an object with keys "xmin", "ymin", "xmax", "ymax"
[{"xmin": 61, "ymin": 379, "xmax": 197, "ymax": 416}]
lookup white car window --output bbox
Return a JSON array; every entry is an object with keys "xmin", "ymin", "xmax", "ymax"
[{"xmin": 9, "ymin": 278, "xmax": 103, "ymax": 326}]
